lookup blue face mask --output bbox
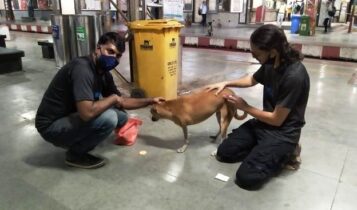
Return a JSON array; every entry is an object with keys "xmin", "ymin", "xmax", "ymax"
[{"xmin": 98, "ymin": 54, "xmax": 119, "ymax": 72}]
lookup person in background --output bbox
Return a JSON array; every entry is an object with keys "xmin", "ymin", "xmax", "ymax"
[
  {"xmin": 35, "ymin": 32, "xmax": 164, "ymax": 169},
  {"xmin": 300, "ymin": 1, "xmax": 305, "ymax": 15},
  {"xmin": 323, "ymin": 0, "xmax": 334, "ymax": 33},
  {"xmin": 151, "ymin": 0, "xmax": 160, "ymax": 19},
  {"xmin": 206, "ymin": 24, "xmax": 310, "ymax": 190},
  {"xmin": 199, "ymin": 1, "xmax": 208, "ymax": 26},
  {"xmin": 286, "ymin": 0, "xmax": 293, "ymax": 21},
  {"xmin": 293, "ymin": 0, "xmax": 301, "ymax": 14},
  {"xmin": 277, "ymin": 0, "xmax": 287, "ymax": 27}
]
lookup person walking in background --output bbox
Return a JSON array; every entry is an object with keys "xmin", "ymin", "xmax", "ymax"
[
  {"xmin": 292, "ymin": 0, "xmax": 301, "ymax": 14},
  {"xmin": 151, "ymin": 0, "xmax": 160, "ymax": 19},
  {"xmin": 323, "ymin": 0, "xmax": 335, "ymax": 33},
  {"xmin": 286, "ymin": 0, "xmax": 293, "ymax": 21},
  {"xmin": 300, "ymin": 1, "xmax": 305, "ymax": 15},
  {"xmin": 277, "ymin": 0, "xmax": 287, "ymax": 27},
  {"xmin": 199, "ymin": 1, "xmax": 208, "ymax": 26}
]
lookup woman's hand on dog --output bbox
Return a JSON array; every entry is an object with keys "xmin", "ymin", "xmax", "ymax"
[
  {"xmin": 223, "ymin": 94, "xmax": 248, "ymax": 111},
  {"xmin": 204, "ymin": 81, "xmax": 228, "ymax": 95}
]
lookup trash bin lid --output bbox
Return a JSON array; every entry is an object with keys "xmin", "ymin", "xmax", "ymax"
[
  {"xmin": 128, "ymin": 19, "xmax": 184, "ymax": 30},
  {"xmin": 291, "ymin": 15, "xmax": 301, "ymax": 19}
]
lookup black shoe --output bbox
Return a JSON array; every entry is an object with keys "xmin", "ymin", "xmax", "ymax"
[{"xmin": 65, "ymin": 151, "xmax": 105, "ymax": 169}]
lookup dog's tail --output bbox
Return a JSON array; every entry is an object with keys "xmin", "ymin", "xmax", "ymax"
[{"xmin": 234, "ymin": 110, "xmax": 247, "ymax": 120}]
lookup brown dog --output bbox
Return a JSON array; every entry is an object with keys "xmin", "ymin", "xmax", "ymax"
[{"xmin": 151, "ymin": 88, "xmax": 247, "ymax": 153}]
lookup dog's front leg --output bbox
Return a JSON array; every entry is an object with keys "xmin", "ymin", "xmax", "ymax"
[{"xmin": 177, "ymin": 126, "xmax": 189, "ymax": 153}]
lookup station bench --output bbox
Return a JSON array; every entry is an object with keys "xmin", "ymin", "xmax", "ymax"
[
  {"xmin": 0, "ymin": 47, "xmax": 25, "ymax": 73},
  {"xmin": 37, "ymin": 40, "xmax": 54, "ymax": 59}
]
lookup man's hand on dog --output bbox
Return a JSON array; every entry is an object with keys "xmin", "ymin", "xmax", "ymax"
[
  {"xmin": 114, "ymin": 95, "xmax": 165, "ymax": 109},
  {"xmin": 152, "ymin": 97, "xmax": 165, "ymax": 104},
  {"xmin": 223, "ymin": 94, "xmax": 248, "ymax": 111},
  {"xmin": 205, "ymin": 82, "xmax": 228, "ymax": 95}
]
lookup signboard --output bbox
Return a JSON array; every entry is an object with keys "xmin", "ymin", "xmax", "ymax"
[
  {"xmin": 52, "ymin": 25, "xmax": 60, "ymax": 40},
  {"xmin": 0, "ymin": 0, "xmax": 5, "ymax": 10},
  {"xmin": 38, "ymin": 0, "xmax": 49, "ymax": 9},
  {"xmin": 231, "ymin": 0, "xmax": 243, "ymax": 13},
  {"xmin": 339, "ymin": 2, "xmax": 348, "ymax": 22},
  {"xmin": 163, "ymin": 0, "xmax": 184, "ymax": 21},
  {"xmin": 239, "ymin": 0, "xmax": 248, "ymax": 23},
  {"xmin": 353, "ymin": 5, "xmax": 357, "ymax": 32},
  {"xmin": 76, "ymin": 26, "xmax": 86, "ymax": 41},
  {"xmin": 84, "ymin": 0, "xmax": 101, "ymax": 10},
  {"xmin": 20, "ymin": 0, "xmax": 27, "ymax": 10},
  {"xmin": 184, "ymin": 0, "xmax": 193, "ymax": 10},
  {"xmin": 208, "ymin": 0, "xmax": 217, "ymax": 12}
]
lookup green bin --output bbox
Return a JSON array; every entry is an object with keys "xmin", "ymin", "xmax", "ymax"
[{"xmin": 299, "ymin": 15, "xmax": 310, "ymax": 36}]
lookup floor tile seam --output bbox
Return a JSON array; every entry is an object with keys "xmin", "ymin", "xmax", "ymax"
[
  {"xmin": 337, "ymin": 148, "xmax": 349, "ymax": 183},
  {"xmin": 328, "ymin": 149, "xmax": 349, "ymax": 210},
  {"xmin": 298, "ymin": 167, "xmax": 341, "ymax": 183},
  {"xmin": 4, "ymin": 29, "xmax": 357, "ymax": 49},
  {"xmin": 291, "ymin": 41, "xmax": 357, "ymax": 48},
  {"xmin": 0, "ymin": 115, "xmax": 34, "ymax": 132},
  {"xmin": 5, "ymin": 24, "xmax": 52, "ymax": 34},
  {"xmin": 5, "ymin": 23, "xmax": 51, "ymax": 27},
  {"xmin": 303, "ymin": 57, "xmax": 357, "ymax": 66},
  {"xmin": 0, "ymin": 20, "xmax": 50, "ymax": 25},
  {"xmin": 181, "ymin": 34, "xmax": 250, "ymax": 41},
  {"xmin": 181, "ymin": 46, "xmax": 357, "ymax": 66},
  {"xmin": 182, "ymin": 45, "xmax": 357, "ymax": 61},
  {"xmin": 180, "ymin": 46, "xmax": 357, "ymax": 64},
  {"xmin": 180, "ymin": 35, "xmax": 357, "ymax": 48}
]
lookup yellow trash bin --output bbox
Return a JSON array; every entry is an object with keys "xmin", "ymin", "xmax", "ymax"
[{"xmin": 128, "ymin": 19, "xmax": 183, "ymax": 100}]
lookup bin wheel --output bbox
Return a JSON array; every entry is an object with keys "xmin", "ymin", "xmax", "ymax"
[{"xmin": 130, "ymin": 88, "xmax": 146, "ymax": 98}]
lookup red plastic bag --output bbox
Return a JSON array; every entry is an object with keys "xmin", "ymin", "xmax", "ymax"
[{"xmin": 114, "ymin": 117, "xmax": 143, "ymax": 146}]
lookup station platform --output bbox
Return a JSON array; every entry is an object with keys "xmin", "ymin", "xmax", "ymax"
[
  {"xmin": 1, "ymin": 18, "xmax": 357, "ymax": 61},
  {"xmin": 180, "ymin": 22, "xmax": 357, "ymax": 62},
  {"xmin": 0, "ymin": 30, "xmax": 357, "ymax": 210}
]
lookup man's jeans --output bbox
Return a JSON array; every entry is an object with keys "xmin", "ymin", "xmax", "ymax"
[{"xmin": 40, "ymin": 108, "xmax": 128, "ymax": 155}]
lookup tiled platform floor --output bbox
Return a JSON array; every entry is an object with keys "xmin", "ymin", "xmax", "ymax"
[{"xmin": 0, "ymin": 31, "xmax": 356, "ymax": 210}]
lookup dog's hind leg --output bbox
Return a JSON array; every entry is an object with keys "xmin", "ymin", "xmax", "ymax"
[
  {"xmin": 177, "ymin": 126, "xmax": 189, "ymax": 153},
  {"xmin": 210, "ymin": 111, "xmax": 221, "ymax": 142},
  {"xmin": 219, "ymin": 105, "xmax": 234, "ymax": 144},
  {"xmin": 210, "ymin": 108, "xmax": 231, "ymax": 156}
]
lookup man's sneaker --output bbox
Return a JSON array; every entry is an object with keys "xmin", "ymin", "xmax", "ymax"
[{"xmin": 65, "ymin": 151, "xmax": 106, "ymax": 169}]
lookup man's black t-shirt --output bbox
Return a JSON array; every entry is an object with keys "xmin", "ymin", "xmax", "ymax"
[
  {"xmin": 35, "ymin": 56, "xmax": 120, "ymax": 133},
  {"xmin": 253, "ymin": 61, "xmax": 310, "ymax": 143}
]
